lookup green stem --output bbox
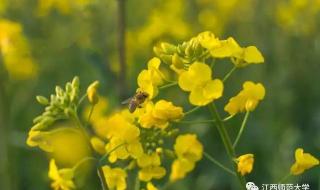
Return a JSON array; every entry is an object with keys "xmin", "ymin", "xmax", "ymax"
[
  {"xmin": 175, "ymin": 120, "xmax": 215, "ymax": 124},
  {"xmin": 97, "ymin": 166, "xmax": 109, "ymax": 190},
  {"xmin": 204, "ymin": 152, "xmax": 236, "ymax": 176},
  {"xmin": 208, "ymin": 103, "xmax": 246, "ymax": 189},
  {"xmin": 72, "ymin": 113, "xmax": 90, "ymax": 141},
  {"xmin": 78, "ymin": 94, "xmax": 87, "ymax": 106},
  {"xmin": 117, "ymin": 0, "xmax": 127, "ymax": 99},
  {"xmin": 278, "ymin": 173, "xmax": 292, "ymax": 184},
  {"xmin": 134, "ymin": 173, "xmax": 140, "ymax": 190},
  {"xmin": 233, "ymin": 112, "xmax": 250, "ymax": 149},
  {"xmin": 210, "ymin": 58, "xmax": 216, "ymax": 68},
  {"xmin": 223, "ymin": 66, "xmax": 237, "ymax": 82},
  {"xmin": 73, "ymin": 157, "xmax": 97, "ymax": 171},
  {"xmin": 223, "ymin": 114, "xmax": 235, "ymax": 122},
  {"xmin": 86, "ymin": 105, "xmax": 95, "ymax": 127},
  {"xmin": 184, "ymin": 106, "xmax": 201, "ymax": 116},
  {"xmin": 159, "ymin": 82, "xmax": 178, "ymax": 90},
  {"xmin": 99, "ymin": 143, "xmax": 127, "ymax": 165}
]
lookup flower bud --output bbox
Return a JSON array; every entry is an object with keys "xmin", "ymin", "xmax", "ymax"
[
  {"xmin": 172, "ymin": 53, "xmax": 184, "ymax": 69},
  {"xmin": 160, "ymin": 54, "xmax": 172, "ymax": 64},
  {"xmin": 36, "ymin": 96, "xmax": 49, "ymax": 105},
  {"xmin": 55, "ymin": 86, "xmax": 63, "ymax": 97},
  {"xmin": 87, "ymin": 81, "xmax": 100, "ymax": 105},
  {"xmin": 90, "ymin": 137, "xmax": 106, "ymax": 155},
  {"xmin": 72, "ymin": 76, "xmax": 80, "ymax": 88},
  {"xmin": 153, "ymin": 46, "xmax": 163, "ymax": 57},
  {"xmin": 161, "ymin": 42, "xmax": 176, "ymax": 54}
]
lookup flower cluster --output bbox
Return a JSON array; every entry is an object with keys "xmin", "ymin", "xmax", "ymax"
[
  {"xmin": 225, "ymin": 81, "xmax": 265, "ymax": 115},
  {"xmin": 170, "ymin": 134, "xmax": 203, "ymax": 181},
  {"xmin": 137, "ymin": 58, "xmax": 164, "ymax": 99},
  {"xmin": 27, "ymin": 77, "xmax": 80, "ymax": 152},
  {"xmin": 27, "ymin": 31, "xmax": 319, "ymax": 190}
]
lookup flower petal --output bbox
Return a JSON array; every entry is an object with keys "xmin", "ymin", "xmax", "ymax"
[
  {"xmin": 178, "ymin": 62, "xmax": 211, "ymax": 91},
  {"xmin": 189, "ymin": 86, "xmax": 211, "ymax": 106},
  {"xmin": 243, "ymin": 46, "xmax": 264, "ymax": 64},
  {"xmin": 203, "ymin": 79, "xmax": 223, "ymax": 100}
]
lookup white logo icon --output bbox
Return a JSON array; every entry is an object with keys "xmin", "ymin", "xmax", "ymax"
[{"xmin": 246, "ymin": 182, "xmax": 259, "ymax": 190}]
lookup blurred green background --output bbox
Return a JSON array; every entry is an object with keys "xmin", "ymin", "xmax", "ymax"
[{"xmin": 0, "ymin": 0, "xmax": 319, "ymax": 189}]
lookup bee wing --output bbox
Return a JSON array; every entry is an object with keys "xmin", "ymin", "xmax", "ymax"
[{"xmin": 121, "ymin": 97, "xmax": 132, "ymax": 104}]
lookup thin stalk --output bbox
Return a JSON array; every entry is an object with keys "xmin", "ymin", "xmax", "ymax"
[
  {"xmin": 204, "ymin": 152, "xmax": 236, "ymax": 176},
  {"xmin": 0, "ymin": 65, "xmax": 11, "ymax": 190},
  {"xmin": 223, "ymin": 114, "xmax": 235, "ymax": 122},
  {"xmin": 184, "ymin": 106, "xmax": 201, "ymax": 116},
  {"xmin": 223, "ymin": 66, "xmax": 237, "ymax": 82},
  {"xmin": 97, "ymin": 166, "xmax": 108, "ymax": 190},
  {"xmin": 175, "ymin": 120, "xmax": 215, "ymax": 124},
  {"xmin": 86, "ymin": 105, "xmax": 95, "ymax": 127},
  {"xmin": 278, "ymin": 173, "xmax": 292, "ymax": 184},
  {"xmin": 159, "ymin": 82, "xmax": 178, "ymax": 90},
  {"xmin": 208, "ymin": 103, "xmax": 246, "ymax": 189},
  {"xmin": 117, "ymin": 0, "xmax": 127, "ymax": 99},
  {"xmin": 72, "ymin": 114, "xmax": 90, "ymax": 141},
  {"xmin": 73, "ymin": 157, "xmax": 97, "ymax": 171},
  {"xmin": 210, "ymin": 58, "xmax": 216, "ymax": 68},
  {"xmin": 99, "ymin": 143, "xmax": 127, "ymax": 164},
  {"xmin": 233, "ymin": 112, "xmax": 250, "ymax": 149},
  {"xmin": 134, "ymin": 173, "xmax": 140, "ymax": 190},
  {"xmin": 78, "ymin": 94, "xmax": 87, "ymax": 106}
]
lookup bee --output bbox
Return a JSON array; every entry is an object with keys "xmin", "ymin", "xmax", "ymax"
[{"xmin": 122, "ymin": 91, "xmax": 149, "ymax": 113}]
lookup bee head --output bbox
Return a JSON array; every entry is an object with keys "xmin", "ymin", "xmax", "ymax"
[{"xmin": 141, "ymin": 92, "xmax": 149, "ymax": 98}]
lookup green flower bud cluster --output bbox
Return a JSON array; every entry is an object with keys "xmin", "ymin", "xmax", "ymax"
[
  {"xmin": 140, "ymin": 127, "xmax": 179, "ymax": 155},
  {"xmin": 32, "ymin": 77, "xmax": 80, "ymax": 131},
  {"xmin": 153, "ymin": 37, "xmax": 208, "ymax": 70}
]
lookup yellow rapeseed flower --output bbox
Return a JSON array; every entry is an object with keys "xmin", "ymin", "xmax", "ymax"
[
  {"xmin": 170, "ymin": 158, "xmax": 196, "ymax": 181},
  {"xmin": 178, "ymin": 62, "xmax": 223, "ymax": 106},
  {"xmin": 197, "ymin": 31, "xmax": 221, "ymax": 50},
  {"xmin": 290, "ymin": 148, "xmax": 319, "ymax": 175},
  {"xmin": 137, "ymin": 57, "xmax": 164, "ymax": 99},
  {"xmin": 139, "ymin": 100, "xmax": 184, "ymax": 129},
  {"xmin": 210, "ymin": 37, "xmax": 242, "ymax": 58},
  {"xmin": 236, "ymin": 154, "xmax": 254, "ymax": 176},
  {"xmin": 224, "ymin": 81, "xmax": 265, "ymax": 115},
  {"xmin": 170, "ymin": 134, "xmax": 203, "ymax": 181},
  {"xmin": 197, "ymin": 32, "xmax": 264, "ymax": 67},
  {"xmin": 137, "ymin": 153, "xmax": 166, "ymax": 182},
  {"xmin": 104, "ymin": 114, "xmax": 143, "ymax": 163},
  {"xmin": 48, "ymin": 159, "xmax": 75, "ymax": 190},
  {"xmin": 174, "ymin": 134, "xmax": 203, "ymax": 162},
  {"xmin": 102, "ymin": 165, "xmax": 127, "ymax": 190}
]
